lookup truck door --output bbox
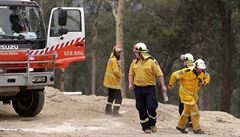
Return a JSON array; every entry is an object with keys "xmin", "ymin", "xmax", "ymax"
[{"xmin": 45, "ymin": 7, "xmax": 85, "ymax": 68}]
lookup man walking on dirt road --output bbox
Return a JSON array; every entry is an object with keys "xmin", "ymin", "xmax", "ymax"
[
  {"xmin": 128, "ymin": 42, "xmax": 167, "ymax": 134},
  {"xmin": 178, "ymin": 53, "xmax": 195, "ymax": 127}
]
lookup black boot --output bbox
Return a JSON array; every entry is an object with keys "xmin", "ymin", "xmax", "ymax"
[
  {"xmin": 193, "ymin": 129, "xmax": 205, "ymax": 134},
  {"xmin": 186, "ymin": 122, "xmax": 193, "ymax": 128},
  {"xmin": 113, "ymin": 106, "xmax": 122, "ymax": 117},
  {"xmin": 176, "ymin": 127, "xmax": 188, "ymax": 134},
  {"xmin": 105, "ymin": 104, "xmax": 112, "ymax": 115},
  {"xmin": 186, "ymin": 117, "xmax": 192, "ymax": 128}
]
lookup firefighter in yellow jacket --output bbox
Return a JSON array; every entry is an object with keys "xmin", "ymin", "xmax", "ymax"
[
  {"xmin": 179, "ymin": 53, "xmax": 195, "ymax": 127},
  {"xmin": 103, "ymin": 45, "xmax": 123, "ymax": 116},
  {"xmin": 129, "ymin": 42, "xmax": 167, "ymax": 134},
  {"xmin": 168, "ymin": 59, "xmax": 210, "ymax": 134}
]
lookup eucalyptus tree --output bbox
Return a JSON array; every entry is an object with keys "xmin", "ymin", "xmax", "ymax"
[{"xmin": 105, "ymin": 0, "xmax": 127, "ymax": 97}]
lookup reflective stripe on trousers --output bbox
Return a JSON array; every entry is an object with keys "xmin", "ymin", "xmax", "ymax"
[{"xmin": 134, "ymin": 86, "xmax": 158, "ymax": 130}]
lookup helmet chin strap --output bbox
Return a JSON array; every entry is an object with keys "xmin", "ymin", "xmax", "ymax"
[{"xmin": 139, "ymin": 52, "xmax": 145, "ymax": 59}]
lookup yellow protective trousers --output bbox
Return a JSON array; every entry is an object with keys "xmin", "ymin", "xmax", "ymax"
[{"xmin": 177, "ymin": 104, "xmax": 201, "ymax": 131}]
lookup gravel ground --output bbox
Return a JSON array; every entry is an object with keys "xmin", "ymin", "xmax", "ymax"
[{"xmin": 0, "ymin": 87, "xmax": 239, "ymax": 137}]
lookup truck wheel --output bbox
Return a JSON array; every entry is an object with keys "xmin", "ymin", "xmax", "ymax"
[{"xmin": 12, "ymin": 89, "xmax": 44, "ymax": 117}]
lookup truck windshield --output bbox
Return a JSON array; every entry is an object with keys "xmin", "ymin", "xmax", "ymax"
[{"xmin": 0, "ymin": 5, "xmax": 44, "ymax": 40}]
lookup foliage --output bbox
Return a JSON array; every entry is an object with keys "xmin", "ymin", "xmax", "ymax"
[
  {"xmin": 37, "ymin": 0, "xmax": 240, "ymax": 117},
  {"xmin": 34, "ymin": 0, "xmax": 72, "ymax": 26}
]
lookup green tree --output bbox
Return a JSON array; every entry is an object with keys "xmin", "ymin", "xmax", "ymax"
[
  {"xmin": 176, "ymin": 0, "xmax": 240, "ymax": 113},
  {"xmin": 35, "ymin": 0, "xmax": 72, "ymax": 25}
]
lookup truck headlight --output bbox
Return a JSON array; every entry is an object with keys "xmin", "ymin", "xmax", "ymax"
[
  {"xmin": 32, "ymin": 76, "xmax": 47, "ymax": 83},
  {"xmin": 29, "ymin": 68, "xmax": 34, "ymax": 72}
]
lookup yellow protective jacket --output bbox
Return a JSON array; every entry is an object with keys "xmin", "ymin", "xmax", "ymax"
[
  {"xmin": 128, "ymin": 57, "xmax": 163, "ymax": 87},
  {"xmin": 103, "ymin": 55, "xmax": 122, "ymax": 89},
  {"xmin": 168, "ymin": 67, "xmax": 210, "ymax": 105}
]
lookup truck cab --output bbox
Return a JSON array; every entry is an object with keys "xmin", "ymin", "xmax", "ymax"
[{"xmin": 0, "ymin": 0, "xmax": 85, "ymax": 117}]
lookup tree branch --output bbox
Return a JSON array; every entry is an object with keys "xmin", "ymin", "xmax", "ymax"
[
  {"xmin": 112, "ymin": 9, "xmax": 117, "ymax": 18},
  {"xmin": 105, "ymin": 0, "xmax": 117, "ymax": 18}
]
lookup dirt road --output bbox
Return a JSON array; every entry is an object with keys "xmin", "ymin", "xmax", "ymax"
[{"xmin": 0, "ymin": 87, "xmax": 240, "ymax": 137}]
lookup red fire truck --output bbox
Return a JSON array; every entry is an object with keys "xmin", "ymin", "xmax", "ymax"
[{"xmin": 0, "ymin": 0, "xmax": 85, "ymax": 116}]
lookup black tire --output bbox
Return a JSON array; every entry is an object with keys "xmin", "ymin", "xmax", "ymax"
[{"xmin": 12, "ymin": 89, "xmax": 44, "ymax": 117}]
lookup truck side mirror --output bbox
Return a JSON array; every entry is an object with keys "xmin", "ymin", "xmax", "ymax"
[
  {"xmin": 58, "ymin": 8, "xmax": 67, "ymax": 26},
  {"xmin": 58, "ymin": 28, "xmax": 68, "ymax": 35}
]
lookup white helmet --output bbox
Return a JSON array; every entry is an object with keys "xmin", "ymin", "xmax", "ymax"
[
  {"xmin": 180, "ymin": 53, "xmax": 194, "ymax": 62},
  {"xmin": 134, "ymin": 42, "xmax": 148, "ymax": 52},
  {"xmin": 195, "ymin": 59, "xmax": 206, "ymax": 69}
]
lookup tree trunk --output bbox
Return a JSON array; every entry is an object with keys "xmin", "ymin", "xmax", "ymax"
[
  {"xmin": 90, "ymin": 0, "xmax": 101, "ymax": 95},
  {"xmin": 39, "ymin": 1, "xmax": 44, "ymax": 13},
  {"xmin": 116, "ymin": 0, "xmax": 126, "ymax": 97},
  {"xmin": 219, "ymin": 4, "xmax": 233, "ymax": 112},
  {"xmin": 72, "ymin": 65, "xmax": 78, "ymax": 92},
  {"xmin": 91, "ymin": 50, "xmax": 96, "ymax": 95},
  {"xmin": 60, "ymin": 68, "xmax": 65, "ymax": 91}
]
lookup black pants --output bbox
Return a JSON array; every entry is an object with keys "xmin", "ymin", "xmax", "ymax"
[
  {"xmin": 105, "ymin": 88, "xmax": 122, "ymax": 114},
  {"xmin": 134, "ymin": 86, "xmax": 158, "ymax": 131},
  {"xmin": 179, "ymin": 102, "xmax": 184, "ymax": 115}
]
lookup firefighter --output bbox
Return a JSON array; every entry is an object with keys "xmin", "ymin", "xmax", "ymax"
[
  {"xmin": 103, "ymin": 45, "xmax": 123, "ymax": 116},
  {"xmin": 179, "ymin": 53, "xmax": 195, "ymax": 127},
  {"xmin": 128, "ymin": 42, "xmax": 167, "ymax": 134},
  {"xmin": 168, "ymin": 59, "xmax": 210, "ymax": 134}
]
